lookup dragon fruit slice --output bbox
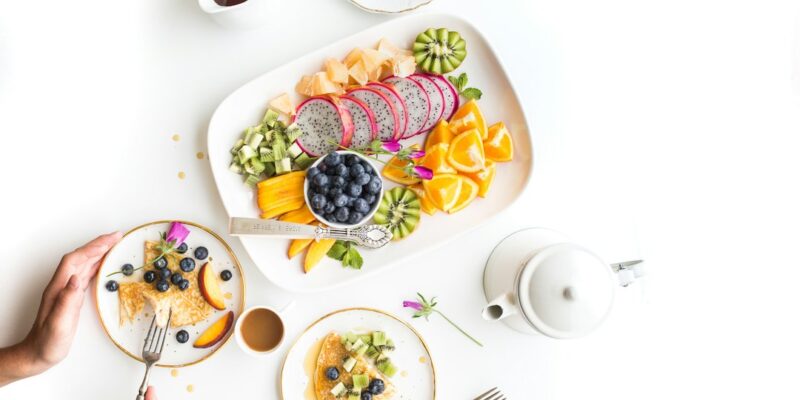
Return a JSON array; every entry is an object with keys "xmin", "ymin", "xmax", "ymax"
[
  {"xmin": 292, "ymin": 96, "xmax": 354, "ymax": 157},
  {"xmin": 409, "ymin": 74, "xmax": 445, "ymax": 133},
  {"xmin": 367, "ymin": 82, "xmax": 409, "ymax": 140},
  {"xmin": 427, "ymin": 74, "xmax": 460, "ymax": 121},
  {"xmin": 381, "ymin": 76, "xmax": 431, "ymax": 138},
  {"xmin": 340, "ymin": 95, "xmax": 378, "ymax": 149},
  {"xmin": 346, "ymin": 87, "xmax": 399, "ymax": 142}
]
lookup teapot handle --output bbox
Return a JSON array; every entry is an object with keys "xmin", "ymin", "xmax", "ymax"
[{"xmin": 610, "ymin": 260, "xmax": 645, "ymax": 287}]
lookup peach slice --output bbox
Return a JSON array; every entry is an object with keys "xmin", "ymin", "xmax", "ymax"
[
  {"xmin": 193, "ymin": 311, "xmax": 234, "ymax": 349},
  {"xmin": 198, "ymin": 262, "xmax": 226, "ymax": 311}
]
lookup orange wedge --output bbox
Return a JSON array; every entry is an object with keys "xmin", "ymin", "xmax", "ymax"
[
  {"xmin": 418, "ymin": 143, "xmax": 457, "ymax": 174},
  {"xmin": 484, "ymin": 122, "xmax": 514, "ymax": 162},
  {"xmin": 423, "ymin": 174, "xmax": 462, "ymax": 212},
  {"xmin": 449, "ymin": 176, "xmax": 479, "ymax": 213},
  {"xmin": 382, "ymin": 144, "xmax": 421, "ymax": 185},
  {"xmin": 408, "ymin": 184, "xmax": 438, "ymax": 215},
  {"xmin": 464, "ymin": 160, "xmax": 496, "ymax": 198},
  {"xmin": 425, "ymin": 119, "xmax": 454, "ymax": 151},
  {"xmin": 449, "ymin": 100, "xmax": 488, "ymax": 140},
  {"xmin": 447, "ymin": 129, "xmax": 485, "ymax": 173}
]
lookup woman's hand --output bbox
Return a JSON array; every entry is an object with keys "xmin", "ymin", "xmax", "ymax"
[{"xmin": 0, "ymin": 232, "xmax": 122, "ymax": 387}]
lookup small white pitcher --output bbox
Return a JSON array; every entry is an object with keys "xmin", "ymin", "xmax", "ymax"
[{"xmin": 482, "ymin": 228, "xmax": 643, "ymax": 338}]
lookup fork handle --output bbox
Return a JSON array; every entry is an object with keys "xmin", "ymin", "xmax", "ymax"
[{"xmin": 136, "ymin": 362, "xmax": 154, "ymax": 400}]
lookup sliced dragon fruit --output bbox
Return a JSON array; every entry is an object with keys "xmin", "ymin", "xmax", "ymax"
[
  {"xmin": 339, "ymin": 95, "xmax": 378, "ymax": 149},
  {"xmin": 381, "ymin": 76, "xmax": 431, "ymax": 138},
  {"xmin": 427, "ymin": 74, "xmax": 460, "ymax": 121},
  {"xmin": 292, "ymin": 96, "xmax": 354, "ymax": 157},
  {"xmin": 409, "ymin": 74, "xmax": 445, "ymax": 133},
  {"xmin": 346, "ymin": 87, "xmax": 399, "ymax": 142},
  {"xmin": 366, "ymin": 82, "xmax": 408, "ymax": 140}
]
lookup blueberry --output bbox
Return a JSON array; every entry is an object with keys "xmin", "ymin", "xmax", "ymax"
[
  {"xmin": 346, "ymin": 182, "xmax": 363, "ymax": 197},
  {"xmin": 348, "ymin": 212, "xmax": 364, "ymax": 224},
  {"xmin": 325, "ymin": 366, "xmax": 339, "ymax": 380},
  {"xmin": 323, "ymin": 203, "xmax": 336, "ymax": 214},
  {"xmin": 324, "ymin": 152, "xmax": 342, "ymax": 166},
  {"xmin": 194, "ymin": 246, "xmax": 209, "ymax": 260},
  {"xmin": 178, "ymin": 279, "xmax": 190, "ymax": 291},
  {"xmin": 329, "ymin": 187, "xmax": 343, "ymax": 197},
  {"xmin": 363, "ymin": 194, "xmax": 376, "ymax": 205},
  {"xmin": 318, "ymin": 163, "xmax": 328, "ymax": 173},
  {"xmin": 121, "ymin": 263, "xmax": 134, "ymax": 276},
  {"xmin": 347, "ymin": 196, "xmax": 356, "ymax": 207},
  {"xmin": 171, "ymin": 273, "xmax": 184, "ymax": 285},
  {"xmin": 175, "ymin": 242, "xmax": 188, "ymax": 254},
  {"xmin": 335, "ymin": 207, "xmax": 349, "ymax": 222},
  {"xmin": 345, "ymin": 154, "xmax": 360, "ymax": 166},
  {"xmin": 353, "ymin": 198, "xmax": 370, "ymax": 214},
  {"xmin": 313, "ymin": 173, "xmax": 330, "ymax": 188},
  {"xmin": 332, "ymin": 176, "xmax": 346, "ymax": 188},
  {"xmin": 314, "ymin": 185, "xmax": 330, "ymax": 196},
  {"xmin": 311, "ymin": 194, "xmax": 327, "ymax": 210},
  {"xmin": 307, "ymin": 167, "xmax": 320, "ymax": 179},
  {"xmin": 349, "ymin": 163, "xmax": 365, "ymax": 177},
  {"xmin": 368, "ymin": 379, "xmax": 385, "ymax": 395},
  {"xmin": 153, "ymin": 257, "xmax": 168, "ymax": 269},
  {"xmin": 175, "ymin": 329, "xmax": 190, "ymax": 343},
  {"xmin": 355, "ymin": 173, "xmax": 371, "ymax": 185},
  {"xmin": 366, "ymin": 177, "xmax": 382, "ymax": 194},
  {"xmin": 220, "ymin": 270, "xmax": 233, "ymax": 281},
  {"xmin": 333, "ymin": 194, "xmax": 349, "ymax": 207},
  {"xmin": 156, "ymin": 280, "xmax": 169, "ymax": 292},
  {"xmin": 105, "ymin": 280, "xmax": 119, "ymax": 292},
  {"xmin": 324, "ymin": 212, "xmax": 337, "ymax": 222},
  {"xmin": 360, "ymin": 161, "xmax": 372, "ymax": 172},
  {"xmin": 361, "ymin": 392, "xmax": 373, "ymax": 400},
  {"xmin": 179, "ymin": 257, "xmax": 195, "ymax": 272},
  {"xmin": 334, "ymin": 163, "xmax": 348, "ymax": 177},
  {"xmin": 160, "ymin": 268, "xmax": 171, "ymax": 281},
  {"xmin": 143, "ymin": 270, "xmax": 156, "ymax": 283}
]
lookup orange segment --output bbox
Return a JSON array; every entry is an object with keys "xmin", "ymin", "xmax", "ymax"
[
  {"xmin": 408, "ymin": 184, "xmax": 438, "ymax": 215},
  {"xmin": 484, "ymin": 122, "xmax": 514, "ymax": 162},
  {"xmin": 418, "ymin": 143, "xmax": 457, "ymax": 174},
  {"xmin": 449, "ymin": 100, "xmax": 488, "ymax": 140},
  {"xmin": 422, "ymin": 174, "xmax": 462, "ymax": 212},
  {"xmin": 425, "ymin": 119, "xmax": 454, "ymax": 151},
  {"xmin": 446, "ymin": 129, "xmax": 485, "ymax": 173},
  {"xmin": 382, "ymin": 144, "xmax": 421, "ymax": 185},
  {"xmin": 449, "ymin": 176, "xmax": 479, "ymax": 213},
  {"xmin": 464, "ymin": 160, "xmax": 496, "ymax": 198}
]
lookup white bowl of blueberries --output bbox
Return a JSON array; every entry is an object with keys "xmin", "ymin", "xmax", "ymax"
[{"xmin": 304, "ymin": 151, "xmax": 384, "ymax": 228}]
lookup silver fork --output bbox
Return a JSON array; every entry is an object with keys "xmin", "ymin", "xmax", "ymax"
[
  {"xmin": 135, "ymin": 310, "xmax": 171, "ymax": 400},
  {"xmin": 474, "ymin": 387, "xmax": 507, "ymax": 400}
]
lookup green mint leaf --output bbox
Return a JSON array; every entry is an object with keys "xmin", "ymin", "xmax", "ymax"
[
  {"xmin": 461, "ymin": 87, "xmax": 483, "ymax": 100},
  {"xmin": 458, "ymin": 73, "xmax": 468, "ymax": 90},
  {"xmin": 346, "ymin": 247, "xmax": 363, "ymax": 269},
  {"xmin": 327, "ymin": 241, "xmax": 348, "ymax": 260},
  {"xmin": 447, "ymin": 75, "xmax": 460, "ymax": 92}
]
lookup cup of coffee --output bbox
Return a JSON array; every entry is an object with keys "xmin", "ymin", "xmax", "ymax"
[{"xmin": 234, "ymin": 304, "xmax": 290, "ymax": 356}]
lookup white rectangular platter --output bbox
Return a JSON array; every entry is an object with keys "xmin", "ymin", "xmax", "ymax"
[{"xmin": 207, "ymin": 13, "xmax": 533, "ymax": 293}]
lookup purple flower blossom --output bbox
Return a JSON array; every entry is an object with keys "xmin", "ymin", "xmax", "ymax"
[
  {"xmin": 408, "ymin": 150, "xmax": 426, "ymax": 160},
  {"xmin": 165, "ymin": 221, "xmax": 190, "ymax": 247},
  {"xmin": 381, "ymin": 140, "xmax": 401, "ymax": 153},
  {"xmin": 413, "ymin": 166, "xmax": 434, "ymax": 180},
  {"xmin": 403, "ymin": 300, "xmax": 424, "ymax": 311}
]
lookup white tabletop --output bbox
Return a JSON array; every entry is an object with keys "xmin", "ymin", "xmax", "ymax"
[{"xmin": 1, "ymin": 0, "xmax": 799, "ymax": 399}]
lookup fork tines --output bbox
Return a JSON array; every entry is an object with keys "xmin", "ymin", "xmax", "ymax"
[
  {"xmin": 475, "ymin": 387, "xmax": 506, "ymax": 400},
  {"xmin": 142, "ymin": 309, "xmax": 172, "ymax": 357}
]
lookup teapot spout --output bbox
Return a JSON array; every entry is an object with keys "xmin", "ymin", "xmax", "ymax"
[{"xmin": 482, "ymin": 293, "xmax": 518, "ymax": 321}]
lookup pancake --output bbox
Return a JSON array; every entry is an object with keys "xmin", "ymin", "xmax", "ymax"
[
  {"xmin": 314, "ymin": 333, "xmax": 396, "ymax": 400},
  {"xmin": 118, "ymin": 241, "xmax": 213, "ymax": 327}
]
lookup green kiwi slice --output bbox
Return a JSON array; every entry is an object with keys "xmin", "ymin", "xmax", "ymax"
[
  {"xmin": 413, "ymin": 28, "xmax": 467, "ymax": 74},
  {"xmin": 373, "ymin": 187, "xmax": 421, "ymax": 240}
]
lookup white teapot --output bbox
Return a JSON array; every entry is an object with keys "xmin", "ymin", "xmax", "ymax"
[{"xmin": 482, "ymin": 228, "xmax": 643, "ymax": 338}]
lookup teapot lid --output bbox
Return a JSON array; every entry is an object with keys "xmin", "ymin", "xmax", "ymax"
[{"xmin": 518, "ymin": 243, "xmax": 615, "ymax": 339}]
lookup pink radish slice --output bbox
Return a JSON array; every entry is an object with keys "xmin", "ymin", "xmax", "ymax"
[
  {"xmin": 427, "ymin": 74, "xmax": 460, "ymax": 121},
  {"xmin": 292, "ymin": 96, "xmax": 354, "ymax": 157},
  {"xmin": 409, "ymin": 74, "xmax": 445, "ymax": 133},
  {"xmin": 346, "ymin": 87, "xmax": 399, "ymax": 142},
  {"xmin": 340, "ymin": 95, "xmax": 378, "ymax": 149},
  {"xmin": 381, "ymin": 76, "xmax": 431, "ymax": 138},
  {"xmin": 367, "ymin": 82, "xmax": 408, "ymax": 140}
]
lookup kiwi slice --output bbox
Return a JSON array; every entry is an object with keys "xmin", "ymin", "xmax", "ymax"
[
  {"xmin": 373, "ymin": 187, "xmax": 420, "ymax": 240},
  {"xmin": 413, "ymin": 27, "xmax": 467, "ymax": 74}
]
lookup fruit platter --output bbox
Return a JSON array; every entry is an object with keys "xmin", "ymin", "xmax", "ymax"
[{"xmin": 208, "ymin": 14, "xmax": 532, "ymax": 292}]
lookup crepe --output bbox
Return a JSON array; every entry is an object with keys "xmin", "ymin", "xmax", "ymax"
[
  {"xmin": 314, "ymin": 333, "xmax": 396, "ymax": 400},
  {"xmin": 118, "ymin": 241, "xmax": 213, "ymax": 327}
]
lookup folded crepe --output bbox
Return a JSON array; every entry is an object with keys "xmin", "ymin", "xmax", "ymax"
[{"xmin": 314, "ymin": 332, "xmax": 396, "ymax": 400}]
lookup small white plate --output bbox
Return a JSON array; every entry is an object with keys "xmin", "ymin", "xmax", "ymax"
[
  {"xmin": 280, "ymin": 308, "xmax": 436, "ymax": 399},
  {"xmin": 94, "ymin": 220, "xmax": 245, "ymax": 367},
  {"xmin": 348, "ymin": 0, "xmax": 434, "ymax": 14}
]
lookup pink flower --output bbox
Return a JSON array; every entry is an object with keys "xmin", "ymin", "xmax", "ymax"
[
  {"xmin": 403, "ymin": 300, "xmax": 423, "ymax": 311},
  {"xmin": 413, "ymin": 166, "xmax": 434, "ymax": 180},
  {"xmin": 381, "ymin": 140, "xmax": 401, "ymax": 153},
  {"xmin": 408, "ymin": 150, "xmax": 426, "ymax": 160},
  {"xmin": 165, "ymin": 221, "xmax": 190, "ymax": 246}
]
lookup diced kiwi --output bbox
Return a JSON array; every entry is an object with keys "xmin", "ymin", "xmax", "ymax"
[
  {"xmin": 352, "ymin": 374, "xmax": 369, "ymax": 390},
  {"xmin": 287, "ymin": 141, "xmax": 303, "ymax": 159},
  {"xmin": 237, "ymin": 145, "xmax": 256, "ymax": 163},
  {"xmin": 247, "ymin": 133, "xmax": 264, "ymax": 149},
  {"xmin": 344, "ymin": 332, "xmax": 358, "ymax": 343},
  {"xmin": 377, "ymin": 359, "xmax": 398, "ymax": 377},
  {"xmin": 228, "ymin": 162, "xmax": 243, "ymax": 174},
  {"xmin": 275, "ymin": 158, "xmax": 292, "ymax": 174},
  {"xmin": 293, "ymin": 152, "xmax": 316, "ymax": 170},
  {"xmin": 330, "ymin": 382, "xmax": 346, "ymax": 397},
  {"xmin": 372, "ymin": 331, "xmax": 386, "ymax": 347},
  {"xmin": 373, "ymin": 187, "xmax": 421, "ymax": 240},
  {"xmin": 365, "ymin": 345, "xmax": 380, "ymax": 359},
  {"xmin": 346, "ymin": 391, "xmax": 360, "ymax": 400},
  {"xmin": 244, "ymin": 174, "xmax": 260, "ymax": 188},
  {"xmin": 263, "ymin": 109, "xmax": 280, "ymax": 127},
  {"xmin": 342, "ymin": 357, "xmax": 357, "ymax": 373}
]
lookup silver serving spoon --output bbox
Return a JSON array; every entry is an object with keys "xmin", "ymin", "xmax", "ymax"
[{"xmin": 228, "ymin": 217, "xmax": 392, "ymax": 249}]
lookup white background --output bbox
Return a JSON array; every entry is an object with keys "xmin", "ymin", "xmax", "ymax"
[{"xmin": 1, "ymin": 0, "xmax": 799, "ymax": 399}]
